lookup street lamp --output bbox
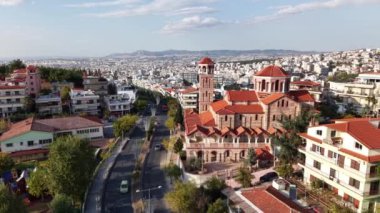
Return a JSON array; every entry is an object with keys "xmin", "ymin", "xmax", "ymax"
[
  {"xmin": 273, "ymin": 145, "xmax": 281, "ymax": 168},
  {"xmin": 151, "ymin": 106, "xmax": 156, "ymax": 117},
  {"xmin": 136, "ymin": 185, "xmax": 162, "ymax": 213}
]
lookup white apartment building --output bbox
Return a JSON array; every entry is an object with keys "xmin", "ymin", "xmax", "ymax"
[
  {"xmin": 0, "ymin": 84, "xmax": 25, "ymax": 118},
  {"xmin": 35, "ymin": 94, "xmax": 62, "ymax": 115},
  {"xmin": 178, "ymin": 87, "xmax": 198, "ymax": 109},
  {"xmin": 104, "ymin": 88, "xmax": 136, "ymax": 117},
  {"xmin": 299, "ymin": 118, "xmax": 380, "ymax": 212},
  {"xmin": 329, "ymin": 72, "xmax": 380, "ymax": 114},
  {"xmin": 70, "ymin": 89, "xmax": 100, "ymax": 115}
]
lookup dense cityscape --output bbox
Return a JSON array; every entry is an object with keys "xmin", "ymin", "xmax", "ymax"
[{"xmin": 1, "ymin": 0, "xmax": 380, "ymax": 213}]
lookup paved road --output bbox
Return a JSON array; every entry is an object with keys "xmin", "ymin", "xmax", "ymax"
[
  {"xmin": 140, "ymin": 114, "xmax": 170, "ymax": 213},
  {"xmin": 103, "ymin": 118, "xmax": 146, "ymax": 213}
]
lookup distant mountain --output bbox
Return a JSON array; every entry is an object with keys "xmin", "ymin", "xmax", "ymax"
[{"xmin": 105, "ymin": 49, "xmax": 318, "ymax": 58}]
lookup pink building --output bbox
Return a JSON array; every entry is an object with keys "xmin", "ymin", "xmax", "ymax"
[{"xmin": 25, "ymin": 65, "xmax": 41, "ymax": 96}]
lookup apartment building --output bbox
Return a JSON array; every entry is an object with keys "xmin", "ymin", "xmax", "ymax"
[
  {"xmin": 83, "ymin": 74, "xmax": 108, "ymax": 97},
  {"xmin": 104, "ymin": 88, "xmax": 136, "ymax": 117},
  {"xmin": 329, "ymin": 72, "xmax": 380, "ymax": 114},
  {"xmin": 299, "ymin": 118, "xmax": 380, "ymax": 212},
  {"xmin": 70, "ymin": 89, "xmax": 100, "ymax": 115},
  {"xmin": 290, "ymin": 80, "xmax": 323, "ymax": 102},
  {"xmin": 178, "ymin": 87, "xmax": 198, "ymax": 110},
  {"xmin": 35, "ymin": 93, "xmax": 62, "ymax": 115},
  {"xmin": 0, "ymin": 84, "xmax": 25, "ymax": 118}
]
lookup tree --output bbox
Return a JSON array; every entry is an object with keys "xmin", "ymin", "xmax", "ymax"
[
  {"xmin": 0, "ymin": 153, "xmax": 15, "ymax": 175},
  {"xmin": 0, "ymin": 184, "xmax": 27, "ymax": 213},
  {"xmin": 113, "ymin": 114, "xmax": 139, "ymax": 138},
  {"xmin": 46, "ymin": 136, "xmax": 96, "ymax": 203},
  {"xmin": 0, "ymin": 119, "xmax": 8, "ymax": 133},
  {"xmin": 245, "ymin": 148, "xmax": 257, "ymax": 170},
  {"xmin": 235, "ymin": 167, "xmax": 253, "ymax": 188},
  {"xmin": 165, "ymin": 163, "xmax": 182, "ymax": 182},
  {"xmin": 8, "ymin": 59, "xmax": 26, "ymax": 72},
  {"xmin": 165, "ymin": 117, "xmax": 176, "ymax": 133},
  {"xmin": 173, "ymin": 138, "xmax": 183, "ymax": 153},
  {"xmin": 60, "ymin": 86, "xmax": 71, "ymax": 104},
  {"xmin": 204, "ymin": 177, "xmax": 226, "ymax": 202},
  {"xmin": 276, "ymin": 163, "xmax": 294, "ymax": 178},
  {"xmin": 187, "ymin": 157, "xmax": 202, "ymax": 172},
  {"xmin": 207, "ymin": 198, "xmax": 228, "ymax": 213},
  {"xmin": 27, "ymin": 168, "xmax": 49, "ymax": 201},
  {"xmin": 134, "ymin": 100, "xmax": 148, "ymax": 112},
  {"xmin": 107, "ymin": 83, "xmax": 117, "ymax": 95},
  {"xmin": 24, "ymin": 95, "xmax": 35, "ymax": 113},
  {"xmin": 165, "ymin": 181, "xmax": 205, "ymax": 213},
  {"xmin": 50, "ymin": 194, "xmax": 76, "ymax": 213}
]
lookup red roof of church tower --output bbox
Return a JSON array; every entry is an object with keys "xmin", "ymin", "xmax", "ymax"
[
  {"xmin": 255, "ymin": 65, "xmax": 289, "ymax": 77},
  {"xmin": 199, "ymin": 57, "xmax": 215, "ymax": 65}
]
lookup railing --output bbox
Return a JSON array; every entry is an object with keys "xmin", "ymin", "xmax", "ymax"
[{"xmin": 185, "ymin": 142, "xmax": 267, "ymax": 149}]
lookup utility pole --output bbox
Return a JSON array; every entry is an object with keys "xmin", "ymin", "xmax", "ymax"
[{"xmin": 136, "ymin": 185, "xmax": 162, "ymax": 213}]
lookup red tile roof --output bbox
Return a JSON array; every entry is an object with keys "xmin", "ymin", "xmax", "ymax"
[
  {"xmin": 199, "ymin": 57, "xmax": 215, "ymax": 65},
  {"xmin": 290, "ymin": 80, "xmax": 320, "ymax": 87},
  {"xmin": 180, "ymin": 87, "xmax": 198, "ymax": 94},
  {"xmin": 287, "ymin": 90, "xmax": 315, "ymax": 103},
  {"xmin": 255, "ymin": 65, "xmax": 289, "ymax": 77},
  {"xmin": 226, "ymin": 90, "xmax": 259, "ymax": 102},
  {"xmin": 0, "ymin": 118, "xmax": 54, "ymax": 141},
  {"xmin": 339, "ymin": 148, "xmax": 380, "ymax": 163},
  {"xmin": 210, "ymin": 100, "xmax": 229, "ymax": 112},
  {"xmin": 199, "ymin": 111, "xmax": 216, "ymax": 126},
  {"xmin": 298, "ymin": 133, "xmax": 323, "ymax": 144},
  {"xmin": 9, "ymin": 148, "xmax": 49, "ymax": 158},
  {"xmin": 261, "ymin": 93, "xmax": 285, "ymax": 105},
  {"xmin": 225, "ymin": 104, "xmax": 264, "ymax": 114},
  {"xmin": 0, "ymin": 116, "xmax": 103, "ymax": 142},
  {"xmin": 241, "ymin": 186, "xmax": 308, "ymax": 213},
  {"xmin": 0, "ymin": 85, "xmax": 25, "ymax": 90},
  {"xmin": 37, "ymin": 116, "xmax": 103, "ymax": 131},
  {"xmin": 324, "ymin": 120, "xmax": 380, "ymax": 149}
]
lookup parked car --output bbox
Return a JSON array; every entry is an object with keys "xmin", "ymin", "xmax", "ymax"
[
  {"xmin": 154, "ymin": 144, "xmax": 162, "ymax": 151},
  {"xmin": 120, "ymin": 180, "xmax": 129, "ymax": 193},
  {"xmin": 259, "ymin": 172, "xmax": 278, "ymax": 182}
]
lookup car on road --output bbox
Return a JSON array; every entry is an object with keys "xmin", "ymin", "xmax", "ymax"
[
  {"xmin": 120, "ymin": 180, "xmax": 129, "ymax": 193},
  {"xmin": 154, "ymin": 144, "xmax": 162, "ymax": 151},
  {"xmin": 259, "ymin": 172, "xmax": 278, "ymax": 182}
]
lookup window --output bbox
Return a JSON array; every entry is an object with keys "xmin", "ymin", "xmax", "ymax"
[
  {"xmin": 349, "ymin": 177, "xmax": 360, "ymax": 189},
  {"xmin": 316, "ymin": 130, "xmax": 322, "ymax": 136},
  {"xmin": 225, "ymin": 115, "xmax": 228, "ymax": 121},
  {"xmin": 313, "ymin": 160, "xmax": 321, "ymax": 170},
  {"xmin": 355, "ymin": 142, "xmax": 363, "ymax": 150},
  {"xmin": 330, "ymin": 168, "xmax": 336, "ymax": 178},
  {"xmin": 351, "ymin": 159, "xmax": 360, "ymax": 171},
  {"xmin": 27, "ymin": 141, "xmax": 34, "ymax": 146},
  {"xmin": 239, "ymin": 114, "xmax": 242, "ymax": 120},
  {"xmin": 328, "ymin": 150, "xmax": 338, "ymax": 159},
  {"xmin": 6, "ymin": 143, "xmax": 13, "ymax": 147},
  {"xmin": 39, "ymin": 139, "xmax": 52, "ymax": 145},
  {"xmin": 272, "ymin": 115, "xmax": 276, "ymax": 121},
  {"xmin": 331, "ymin": 131, "xmax": 336, "ymax": 137},
  {"xmin": 20, "ymin": 142, "xmax": 23, "ymax": 146},
  {"xmin": 255, "ymin": 114, "xmax": 258, "ymax": 120}
]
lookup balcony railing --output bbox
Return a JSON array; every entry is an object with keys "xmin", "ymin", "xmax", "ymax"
[{"xmin": 185, "ymin": 142, "xmax": 267, "ymax": 149}]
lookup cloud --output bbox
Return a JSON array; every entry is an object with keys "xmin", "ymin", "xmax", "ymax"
[
  {"xmin": 64, "ymin": 0, "xmax": 140, "ymax": 8},
  {"xmin": 0, "ymin": 0, "xmax": 23, "ymax": 6},
  {"xmin": 169, "ymin": 6, "xmax": 217, "ymax": 16},
  {"xmin": 160, "ymin": 15, "xmax": 224, "ymax": 34},
  {"xmin": 80, "ymin": 0, "xmax": 218, "ymax": 17},
  {"xmin": 251, "ymin": 0, "xmax": 380, "ymax": 24}
]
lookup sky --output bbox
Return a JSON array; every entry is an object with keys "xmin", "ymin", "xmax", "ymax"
[{"xmin": 1, "ymin": 0, "xmax": 380, "ymax": 58}]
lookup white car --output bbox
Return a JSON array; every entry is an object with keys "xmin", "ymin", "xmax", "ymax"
[{"xmin": 120, "ymin": 180, "xmax": 129, "ymax": 193}]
